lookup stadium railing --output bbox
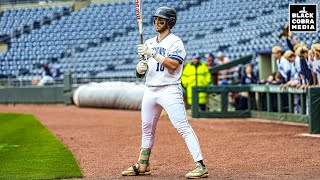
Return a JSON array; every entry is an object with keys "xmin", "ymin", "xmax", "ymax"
[
  {"xmin": 0, "ymin": 76, "xmax": 144, "ymax": 88},
  {"xmin": 192, "ymin": 85, "xmax": 320, "ymax": 134},
  {"xmin": 0, "ymin": 0, "xmax": 81, "ymax": 5}
]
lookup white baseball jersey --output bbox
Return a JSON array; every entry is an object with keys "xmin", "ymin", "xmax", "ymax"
[
  {"xmin": 144, "ymin": 33, "xmax": 186, "ymax": 86},
  {"xmin": 294, "ymin": 56, "xmax": 301, "ymax": 74},
  {"xmin": 312, "ymin": 58, "xmax": 320, "ymax": 81},
  {"xmin": 277, "ymin": 56, "xmax": 291, "ymax": 79},
  {"xmin": 307, "ymin": 56, "xmax": 313, "ymax": 70}
]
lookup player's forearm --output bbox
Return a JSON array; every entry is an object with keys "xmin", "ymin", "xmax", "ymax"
[{"xmin": 161, "ymin": 57, "xmax": 179, "ymax": 71}]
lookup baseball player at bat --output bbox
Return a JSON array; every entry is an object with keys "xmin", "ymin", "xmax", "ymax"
[{"xmin": 121, "ymin": 6, "xmax": 208, "ymax": 179}]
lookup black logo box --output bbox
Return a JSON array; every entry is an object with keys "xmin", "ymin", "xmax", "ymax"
[{"xmin": 289, "ymin": 4, "xmax": 318, "ymax": 32}]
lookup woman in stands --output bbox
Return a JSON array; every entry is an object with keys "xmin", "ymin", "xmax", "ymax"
[{"xmin": 234, "ymin": 65, "xmax": 257, "ymax": 110}]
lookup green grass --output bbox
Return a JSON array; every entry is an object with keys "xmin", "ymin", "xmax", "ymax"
[{"xmin": 0, "ymin": 113, "xmax": 83, "ymax": 180}]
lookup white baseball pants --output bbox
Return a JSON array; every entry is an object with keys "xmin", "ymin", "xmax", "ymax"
[{"xmin": 141, "ymin": 84, "xmax": 203, "ymax": 162}]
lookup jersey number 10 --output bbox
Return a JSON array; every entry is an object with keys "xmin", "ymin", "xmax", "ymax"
[{"xmin": 156, "ymin": 63, "xmax": 164, "ymax": 71}]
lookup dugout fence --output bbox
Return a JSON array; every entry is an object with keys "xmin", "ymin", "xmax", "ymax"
[{"xmin": 192, "ymin": 85, "xmax": 320, "ymax": 134}]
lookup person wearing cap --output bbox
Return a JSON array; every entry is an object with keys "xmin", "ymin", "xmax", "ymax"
[
  {"xmin": 281, "ymin": 50, "xmax": 302, "ymax": 114},
  {"xmin": 295, "ymin": 45, "xmax": 314, "ymax": 87},
  {"xmin": 280, "ymin": 50, "xmax": 300, "ymax": 89},
  {"xmin": 283, "ymin": 50, "xmax": 298, "ymax": 81},
  {"xmin": 181, "ymin": 53, "xmax": 212, "ymax": 110},
  {"xmin": 273, "ymin": 46, "xmax": 288, "ymax": 83}
]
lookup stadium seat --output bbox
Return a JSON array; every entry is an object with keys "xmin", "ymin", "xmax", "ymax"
[{"xmin": 0, "ymin": 0, "xmax": 317, "ymax": 80}]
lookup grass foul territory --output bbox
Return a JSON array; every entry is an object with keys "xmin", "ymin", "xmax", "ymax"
[{"xmin": 0, "ymin": 113, "xmax": 82, "ymax": 180}]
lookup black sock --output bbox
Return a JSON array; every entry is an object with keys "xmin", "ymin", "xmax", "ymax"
[{"xmin": 197, "ymin": 160, "xmax": 205, "ymax": 167}]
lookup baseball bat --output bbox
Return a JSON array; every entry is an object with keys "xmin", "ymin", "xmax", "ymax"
[{"xmin": 135, "ymin": 0, "xmax": 145, "ymax": 61}]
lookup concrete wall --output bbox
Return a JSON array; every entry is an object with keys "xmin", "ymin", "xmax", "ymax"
[{"xmin": 0, "ymin": 86, "xmax": 66, "ymax": 103}]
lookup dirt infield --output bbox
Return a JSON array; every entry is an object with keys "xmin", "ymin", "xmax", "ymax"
[{"xmin": 1, "ymin": 104, "xmax": 320, "ymax": 180}]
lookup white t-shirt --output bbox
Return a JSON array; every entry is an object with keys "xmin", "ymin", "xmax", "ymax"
[{"xmin": 144, "ymin": 33, "xmax": 186, "ymax": 86}]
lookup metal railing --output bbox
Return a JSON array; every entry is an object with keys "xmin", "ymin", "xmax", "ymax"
[
  {"xmin": 0, "ymin": 0, "xmax": 67, "ymax": 5},
  {"xmin": 0, "ymin": 0, "xmax": 39, "ymax": 5}
]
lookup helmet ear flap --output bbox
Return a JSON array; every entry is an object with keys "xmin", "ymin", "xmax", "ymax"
[{"xmin": 167, "ymin": 17, "xmax": 176, "ymax": 28}]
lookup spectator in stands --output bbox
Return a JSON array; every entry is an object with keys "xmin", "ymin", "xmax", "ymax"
[
  {"xmin": 181, "ymin": 53, "xmax": 212, "ymax": 110},
  {"xmin": 312, "ymin": 43, "xmax": 320, "ymax": 59},
  {"xmin": 240, "ymin": 64, "xmax": 257, "ymax": 85},
  {"xmin": 272, "ymin": 46, "xmax": 291, "ymax": 112},
  {"xmin": 272, "ymin": 45, "xmax": 282, "ymax": 61},
  {"xmin": 233, "ymin": 65, "xmax": 257, "ymax": 110},
  {"xmin": 308, "ymin": 50, "xmax": 318, "ymax": 85},
  {"xmin": 281, "ymin": 50, "xmax": 301, "ymax": 114},
  {"xmin": 281, "ymin": 50, "xmax": 299, "ymax": 88},
  {"xmin": 52, "ymin": 68, "xmax": 61, "ymax": 78},
  {"xmin": 294, "ymin": 44, "xmax": 314, "ymax": 89},
  {"xmin": 311, "ymin": 43, "xmax": 320, "ymax": 86},
  {"xmin": 37, "ymin": 65, "xmax": 54, "ymax": 86},
  {"xmin": 204, "ymin": 53, "xmax": 218, "ymax": 85},
  {"xmin": 279, "ymin": 30, "xmax": 306, "ymax": 84},
  {"xmin": 283, "ymin": 32, "xmax": 312, "ymax": 87},
  {"xmin": 265, "ymin": 72, "xmax": 282, "ymax": 85},
  {"xmin": 259, "ymin": 72, "xmax": 280, "ymax": 84},
  {"xmin": 272, "ymin": 45, "xmax": 290, "ymax": 84}
]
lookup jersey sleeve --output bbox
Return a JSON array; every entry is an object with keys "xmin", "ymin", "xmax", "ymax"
[{"xmin": 167, "ymin": 40, "xmax": 186, "ymax": 64}]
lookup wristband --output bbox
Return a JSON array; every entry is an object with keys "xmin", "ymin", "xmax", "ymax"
[{"xmin": 153, "ymin": 53, "xmax": 165, "ymax": 64}]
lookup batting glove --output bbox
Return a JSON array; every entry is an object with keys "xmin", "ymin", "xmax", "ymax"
[
  {"xmin": 137, "ymin": 44, "xmax": 165, "ymax": 64},
  {"xmin": 136, "ymin": 60, "xmax": 148, "ymax": 74}
]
